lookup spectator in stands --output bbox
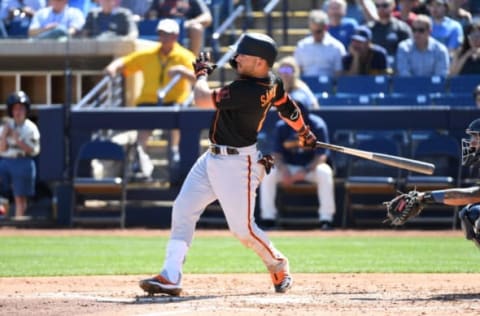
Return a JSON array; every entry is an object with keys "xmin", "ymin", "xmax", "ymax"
[
  {"xmin": 0, "ymin": 0, "xmax": 45, "ymax": 21},
  {"xmin": 346, "ymin": 0, "xmax": 378, "ymax": 24},
  {"xmin": 120, "ymin": 0, "xmax": 151, "ymax": 21},
  {"xmin": 0, "ymin": 0, "xmax": 45, "ymax": 37},
  {"xmin": 68, "ymin": 0, "xmax": 97, "ymax": 16},
  {"xmin": 28, "ymin": 0, "xmax": 85, "ymax": 39},
  {"xmin": 393, "ymin": 0, "xmax": 419, "ymax": 25},
  {"xmin": 81, "ymin": 0, "xmax": 138, "ymax": 39},
  {"xmin": 475, "ymin": 84, "xmax": 480, "ymax": 108},
  {"xmin": 325, "ymin": 0, "xmax": 359, "ymax": 49},
  {"xmin": 259, "ymin": 101, "xmax": 336, "ymax": 231},
  {"xmin": 396, "ymin": 14, "xmax": 450, "ymax": 76},
  {"xmin": 367, "ymin": 0, "xmax": 412, "ymax": 61},
  {"xmin": 0, "ymin": 91, "xmax": 40, "ymax": 219},
  {"xmin": 342, "ymin": 25, "xmax": 390, "ymax": 75},
  {"xmin": 274, "ymin": 56, "xmax": 319, "ymax": 110},
  {"xmin": 447, "ymin": 0, "xmax": 472, "ymax": 30},
  {"xmin": 450, "ymin": 20, "xmax": 480, "ymax": 74},
  {"xmin": 294, "ymin": 10, "xmax": 346, "ymax": 77},
  {"xmin": 145, "ymin": 0, "xmax": 212, "ymax": 56},
  {"xmin": 427, "ymin": 0, "xmax": 464, "ymax": 57},
  {"xmin": 104, "ymin": 19, "xmax": 195, "ymax": 172}
]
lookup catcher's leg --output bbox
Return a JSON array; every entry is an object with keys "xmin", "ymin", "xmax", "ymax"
[{"xmin": 459, "ymin": 204, "xmax": 480, "ymax": 248}]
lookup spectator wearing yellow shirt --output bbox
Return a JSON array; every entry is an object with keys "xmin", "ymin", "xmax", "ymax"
[{"xmin": 105, "ymin": 18, "xmax": 196, "ymax": 168}]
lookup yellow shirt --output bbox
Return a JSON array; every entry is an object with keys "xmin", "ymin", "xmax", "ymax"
[{"xmin": 122, "ymin": 42, "xmax": 195, "ymax": 105}]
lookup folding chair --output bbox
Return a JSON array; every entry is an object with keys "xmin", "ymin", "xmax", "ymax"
[{"xmin": 71, "ymin": 139, "xmax": 129, "ymax": 228}]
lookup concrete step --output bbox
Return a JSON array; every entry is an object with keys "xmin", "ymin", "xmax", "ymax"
[{"xmin": 234, "ymin": 10, "xmax": 311, "ymax": 29}]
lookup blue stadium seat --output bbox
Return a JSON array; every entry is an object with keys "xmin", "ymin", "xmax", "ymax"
[
  {"xmin": 301, "ymin": 75, "xmax": 335, "ymax": 96},
  {"xmin": 336, "ymin": 75, "xmax": 390, "ymax": 96},
  {"xmin": 432, "ymin": 93, "xmax": 474, "ymax": 107},
  {"xmin": 318, "ymin": 94, "xmax": 374, "ymax": 106},
  {"xmin": 391, "ymin": 76, "xmax": 447, "ymax": 95},
  {"xmin": 448, "ymin": 75, "xmax": 480, "ymax": 94},
  {"xmin": 375, "ymin": 94, "xmax": 430, "ymax": 106}
]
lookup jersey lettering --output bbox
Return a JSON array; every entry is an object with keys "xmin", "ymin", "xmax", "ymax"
[{"xmin": 260, "ymin": 84, "xmax": 277, "ymax": 107}]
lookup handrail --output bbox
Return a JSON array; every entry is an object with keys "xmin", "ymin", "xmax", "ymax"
[
  {"xmin": 74, "ymin": 75, "xmax": 110, "ymax": 110},
  {"xmin": 211, "ymin": 5, "xmax": 244, "ymax": 60},
  {"xmin": 212, "ymin": 5, "xmax": 244, "ymax": 40},
  {"xmin": 157, "ymin": 74, "xmax": 181, "ymax": 103},
  {"xmin": 263, "ymin": 0, "xmax": 288, "ymax": 45}
]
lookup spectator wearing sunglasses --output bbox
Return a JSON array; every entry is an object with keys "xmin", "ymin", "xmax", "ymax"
[
  {"xmin": 396, "ymin": 14, "xmax": 450, "ymax": 76},
  {"xmin": 450, "ymin": 20, "xmax": 480, "ymax": 75},
  {"xmin": 274, "ymin": 56, "xmax": 319, "ymax": 110},
  {"xmin": 294, "ymin": 10, "xmax": 346, "ymax": 78},
  {"xmin": 366, "ymin": 0, "xmax": 412, "ymax": 59}
]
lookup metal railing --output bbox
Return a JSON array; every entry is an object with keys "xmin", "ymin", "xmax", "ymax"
[
  {"xmin": 211, "ymin": 4, "xmax": 245, "ymax": 61},
  {"xmin": 73, "ymin": 75, "xmax": 124, "ymax": 110},
  {"xmin": 264, "ymin": 0, "xmax": 289, "ymax": 45}
]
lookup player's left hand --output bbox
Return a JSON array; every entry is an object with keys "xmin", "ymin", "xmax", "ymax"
[
  {"xmin": 193, "ymin": 51, "xmax": 217, "ymax": 79},
  {"xmin": 297, "ymin": 125, "xmax": 317, "ymax": 149}
]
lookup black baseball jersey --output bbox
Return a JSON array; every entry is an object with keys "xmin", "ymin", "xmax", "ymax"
[{"xmin": 211, "ymin": 72, "xmax": 299, "ymax": 147}]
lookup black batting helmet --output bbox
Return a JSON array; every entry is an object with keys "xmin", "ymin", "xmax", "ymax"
[
  {"xmin": 235, "ymin": 33, "xmax": 278, "ymax": 67},
  {"xmin": 6, "ymin": 90, "xmax": 31, "ymax": 117},
  {"xmin": 462, "ymin": 118, "xmax": 480, "ymax": 166}
]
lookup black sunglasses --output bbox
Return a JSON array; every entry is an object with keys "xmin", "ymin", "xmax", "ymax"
[
  {"xmin": 412, "ymin": 27, "xmax": 427, "ymax": 33},
  {"xmin": 375, "ymin": 3, "xmax": 390, "ymax": 8}
]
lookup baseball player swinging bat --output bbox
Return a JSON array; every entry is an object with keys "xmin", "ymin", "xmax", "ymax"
[{"xmin": 315, "ymin": 141, "xmax": 435, "ymax": 175}]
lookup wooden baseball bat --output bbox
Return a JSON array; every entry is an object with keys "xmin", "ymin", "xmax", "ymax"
[{"xmin": 315, "ymin": 141, "xmax": 435, "ymax": 175}]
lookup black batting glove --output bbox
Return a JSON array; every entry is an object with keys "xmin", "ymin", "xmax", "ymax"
[
  {"xmin": 193, "ymin": 51, "xmax": 217, "ymax": 79},
  {"xmin": 298, "ymin": 125, "xmax": 317, "ymax": 149}
]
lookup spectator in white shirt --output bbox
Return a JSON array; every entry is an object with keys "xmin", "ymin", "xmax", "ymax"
[{"xmin": 294, "ymin": 9, "xmax": 346, "ymax": 77}]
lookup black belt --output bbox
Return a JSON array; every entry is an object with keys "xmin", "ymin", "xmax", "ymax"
[{"xmin": 210, "ymin": 146, "xmax": 239, "ymax": 155}]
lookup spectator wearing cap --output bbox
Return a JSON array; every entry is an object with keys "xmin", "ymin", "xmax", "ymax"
[
  {"xmin": 366, "ymin": 0, "xmax": 412, "ymax": 59},
  {"xmin": 427, "ymin": 0, "xmax": 464, "ymax": 57},
  {"xmin": 294, "ymin": 9, "xmax": 346, "ymax": 77},
  {"xmin": 145, "ymin": 0, "xmax": 212, "ymax": 56},
  {"xmin": 81, "ymin": 0, "xmax": 138, "ymax": 39},
  {"xmin": 105, "ymin": 18, "xmax": 196, "ymax": 171},
  {"xmin": 396, "ymin": 14, "xmax": 450, "ymax": 76},
  {"xmin": 341, "ymin": 25, "xmax": 390, "ymax": 75}
]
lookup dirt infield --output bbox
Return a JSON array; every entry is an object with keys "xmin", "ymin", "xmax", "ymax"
[{"xmin": 1, "ymin": 228, "xmax": 479, "ymax": 316}]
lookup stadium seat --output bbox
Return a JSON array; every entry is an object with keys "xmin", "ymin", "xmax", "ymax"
[
  {"xmin": 448, "ymin": 74, "xmax": 480, "ymax": 94},
  {"xmin": 374, "ymin": 94, "xmax": 431, "ymax": 106},
  {"xmin": 431, "ymin": 93, "xmax": 475, "ymax": 107},
  {"xmin": 336, "ymin": 75, "xmax": 390, "ymax": 96},
  {"xmin": 318, "ymin": 94, "xmax": 375, "ymax": 106},
  {"xmin": 71, "ymin": 139, "xmax": 129, "ymax": 228},
  {"xmin": 391, "ymin": 76, "xmax": 447, "ymax": 95},
  {"xmin": 403, "ymin": 132, "xmax": 461, "ymax": 228},
  {"xmin": 301, "ymin": 75, "xmax": 335, "ymax": 96},
  {"xmin": 342, "ymin": 136, "xmax": 401, "ymax": 228}
]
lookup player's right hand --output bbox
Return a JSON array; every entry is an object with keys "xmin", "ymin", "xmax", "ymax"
[{"xmin": 297, "ymin": 125, "xmax": 317, "ymax": 149}]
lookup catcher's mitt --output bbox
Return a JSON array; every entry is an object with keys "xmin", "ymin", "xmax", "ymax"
[{"xmin": 383, "ymin": 190, "xmax": 425, "ymax": 226}]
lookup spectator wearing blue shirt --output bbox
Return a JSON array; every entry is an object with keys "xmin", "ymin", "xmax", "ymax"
[
  {"xmin": 342, "ymin": 25, "xmax": 390, "ymax": 75},
  {"xmin": 259, "ymin": 102, "xmax": 336, "ymax": 230},
  {"xmin": 396, "ymin": 14, "xmax": 450, "ymax": 76},
  {"xmin": 427, "ymin": 0, "xmax": 464, "ymax": 56},
  {"xmin": 0, "ymin": 0, "xmax": 45, "ymax": 20},
  {"xmin": 325, "ymin": 0, "xmax": 358, "ymax": 49},
  {"xmin": 28, "ymin": 0, "xmax": 85, "ymax": 39}
]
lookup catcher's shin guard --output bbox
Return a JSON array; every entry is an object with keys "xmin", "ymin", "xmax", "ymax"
[{"xmin": 459, "ymin": 206, "xmax": 480, "ymax": 249}]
